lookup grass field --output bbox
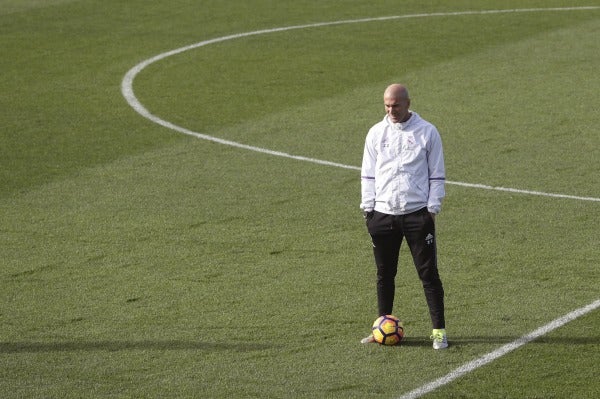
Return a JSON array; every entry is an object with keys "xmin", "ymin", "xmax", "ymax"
[{"xmin": 1, "ymin": 1, "xmax": 599, "ymax": 398}]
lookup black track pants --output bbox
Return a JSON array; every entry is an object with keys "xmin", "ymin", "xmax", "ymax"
[{"xmin": 366, "ymin": 208, "xmax": 445, "ymax": 329}]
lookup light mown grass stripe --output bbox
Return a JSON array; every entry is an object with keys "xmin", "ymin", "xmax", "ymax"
[{"xmin": 397, "ymin": 299, "xmax": 600, "ymax": 399}]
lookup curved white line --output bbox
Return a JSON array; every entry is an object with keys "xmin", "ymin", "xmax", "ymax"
[{"xmin": 121, "ymin": 6, "xmax": 600, "ymax": 202}]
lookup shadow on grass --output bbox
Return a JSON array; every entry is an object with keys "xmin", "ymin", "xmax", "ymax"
[
  {"xmin": 0, "ymin": 340, "xmax": 274, "ymax": 354},
  {"xmin": 3, "ymin": 336, "xmax": 594, "ymax": 353},
  {"xmin": 399, "ymin": 336, "xmax": 596, "ymax": 347}
]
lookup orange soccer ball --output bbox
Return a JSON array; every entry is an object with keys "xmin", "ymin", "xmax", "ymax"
[{"xmin": 372, "ymin": 315, "xmax": 405, "ymax": 345}]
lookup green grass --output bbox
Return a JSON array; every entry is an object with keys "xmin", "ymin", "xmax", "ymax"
[{"xmin": 1, "ymin": 1, "xmax": 599, "ymax": 398}]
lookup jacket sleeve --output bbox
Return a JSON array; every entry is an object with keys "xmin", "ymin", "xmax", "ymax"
[
  {"xmin": 360, "ymin": 131, "xmax": 377, "ymax": 211},
  {"xmin": 427, "ymin": 128, "xmax": 446, "ymax": 214}
]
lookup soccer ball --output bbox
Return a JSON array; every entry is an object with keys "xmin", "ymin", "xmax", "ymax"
[{"xmin": 372, "ymin": 315, "xmax": 404, "ymax": 345}]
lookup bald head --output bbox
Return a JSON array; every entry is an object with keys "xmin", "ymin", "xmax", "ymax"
[
  {"xmin": 384, "ymin": 84, "xmax": 410, "ymax": 101},
  {"xmin": 383, "ymin": 84, "xmax": 411, "ymax": 123}
]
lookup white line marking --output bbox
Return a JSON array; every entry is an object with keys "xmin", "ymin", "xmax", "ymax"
[
  {"xmin": 121, "ymin": 6, "xmax": 600, "ymax": 398},
  {"xmin": 447, "ymin": 181, "xmax": 600, "ymax": 202},
  {"xmin": 397, "ymin": 298, "xmax": 600, "ymax": 399},
  {"xmin": 121, "ymin": 6, "xmax": 600, "ymax": 203}
]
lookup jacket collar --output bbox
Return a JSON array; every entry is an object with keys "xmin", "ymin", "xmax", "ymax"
[{"xmin": 385, "ymin": 111, "xmax": 416, "ymax": 130}]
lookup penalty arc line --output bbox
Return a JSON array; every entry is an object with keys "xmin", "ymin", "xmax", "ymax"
[
  {"xmin": 121, "ymin": 6, "xmax": 600, "ymax": 203},
  {"xmin": 120, "ymin": 6, "xmax": 600, "ymax": 399},
  {"xmin": 397, "ymin": 298, "xmax": 600, "ymax": 399}
]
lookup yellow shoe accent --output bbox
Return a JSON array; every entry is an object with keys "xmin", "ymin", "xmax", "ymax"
[{"xmin": 431, "ymin": 329, "xmax": 448, "ymax": 349}]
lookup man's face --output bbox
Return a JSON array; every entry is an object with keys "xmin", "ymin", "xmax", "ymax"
[{"xmin": 384, "ymin": 96, "xmax": 410, "ymax": 123}]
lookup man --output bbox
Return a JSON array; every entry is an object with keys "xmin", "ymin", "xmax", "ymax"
[{"xmin": 360, "ymin": 84, "xmax": 447, "ymax": 349}]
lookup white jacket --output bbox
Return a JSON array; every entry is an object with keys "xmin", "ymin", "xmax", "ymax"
[{"xmin": 360, "ymin": 112, "xmax": 445, "ymax": 215}]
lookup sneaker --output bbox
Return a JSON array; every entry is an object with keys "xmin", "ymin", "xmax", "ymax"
[
  {"xmin": 360, "ymin": 334, "xmax": 376, "ymax": 344},
  {"xmin": 431, "ymin": 329, "xmax": 448, "ymax": 350}
]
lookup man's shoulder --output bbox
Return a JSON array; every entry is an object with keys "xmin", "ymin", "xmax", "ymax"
[
  {"xmin": 367, "ymin": 118, "xmax": 388, "ymax": 136},
  {"xmin": 410, "ymin": 112, "xmax": 432, "ymax": 126},
  {"xmin": 370, "ymin": 116, "xmax": 388, "ymax": 129},
  {"xmin": 410, "ymin": 113, "xmax": 440, "ymax": 135}
]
